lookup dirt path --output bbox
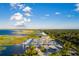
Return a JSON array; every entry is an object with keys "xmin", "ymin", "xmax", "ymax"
[{"xmin": 35, "ymin": 48, "xmax": 44, "ymax": 56}]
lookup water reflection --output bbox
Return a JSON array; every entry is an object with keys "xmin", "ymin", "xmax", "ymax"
[{"xmin": 0, "ymin": 45, "xmax": 25, "ymax": 56}]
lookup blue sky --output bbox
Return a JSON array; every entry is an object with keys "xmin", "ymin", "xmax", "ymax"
[{"xmin": 0, "ymin": 3, "xmax": 79, "ymax": 29}]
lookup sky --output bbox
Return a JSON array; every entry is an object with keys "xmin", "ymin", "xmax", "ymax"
[{"xmin": 0, "ymin": 3, "xmax": 79, "ymax": 29}]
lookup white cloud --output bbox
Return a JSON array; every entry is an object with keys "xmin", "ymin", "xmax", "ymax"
[
  {"xmin": 23, "ymin": 6, "xmax": 32, "ymax": 17},
  {"xmin": 76, "ymin": 3, "xmax": 79, "ymax": 7},
  {"xmin": 10, "ymin": 3, "xmax": 17, "ymax": 9},
  {"xmin": 55, "ymin": 12, "xmax": 61, "ymax": 15},
  {"xmin": 10, "ymin": 12, "xmax": 25, "ymax": 26},
  {"xmin": 27, "ymin": 18, "xmax": 31, "ymax": 23},
  {"xmin": 10, "ymin": 12, "xmax": 23, "ymax": 21},
  {"xmin": 75, "ymin": 3, "xmax": 79, "ymax": 11},
  {"xmin": 23, "ymin": 6, "xmax": 32, "ymax": 12},
  {"xmin": 11, "ymin": 13, "xmax": 31, "ymax": 27},
  {"xmin": 24, "ymin": 13, "xmax": 31, "ymax": 16},
  {"xmin": 15, "ymin": 18, "xmax": 31, "ymax": 27},
  {"xmin": 18, "ymin": 4, "xmax": 25, "ymax": 9},
  {"xmin": 75, "ymin": 7, "xmax": 79, "ymax": 11},
  {"xmin": 10, "ymin": 4, "xmax": 32, "ymax": 27},
  {"xmin": 10, "ymin": 3, "xmax": 24, "ymax": 9},
  {"xmin": 15, "ymin": 21, "xmax": 25, "ymax": 26},
  {"xmin": 23, "ymin": 17, "xmax": 28, "ymax": 22},
  {"xmin": 24, "ymin": 18, "xmax": 31, "ymax": 22},
  {"xmin": 76, "ymin": 8, "xmax": 79, "ymax": 11}
]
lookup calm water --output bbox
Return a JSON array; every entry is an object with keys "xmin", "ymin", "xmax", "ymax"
[
  {"xmin": 0, "ymin": 30, "xmax": 26, "ymax": 56},
  {"xmin": 0, "ymin": 30, "xmax": 26, "ymax": 36},
  {"xmin": 0, "ymin": 45, "xmax": 25, "ymax": 56},
  {"xmin": 0, "ymin": 30, "xmax": 14, "ymax": 35}
]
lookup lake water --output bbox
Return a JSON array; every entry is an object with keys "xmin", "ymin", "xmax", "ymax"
[
  {"xmin": 0, "ymin": 30, "xmax": 27, "ymax": 36},
  {"xmin": 0, "ymin": 30, "xmax": 26, "ymax": 56},
  {"xmin": 0, "ymin": 30, "xmax": 14, "ymax": 35},
  {"xmin": 0, "ymin": 45, "xmax": 25, "ymax": 56}
]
